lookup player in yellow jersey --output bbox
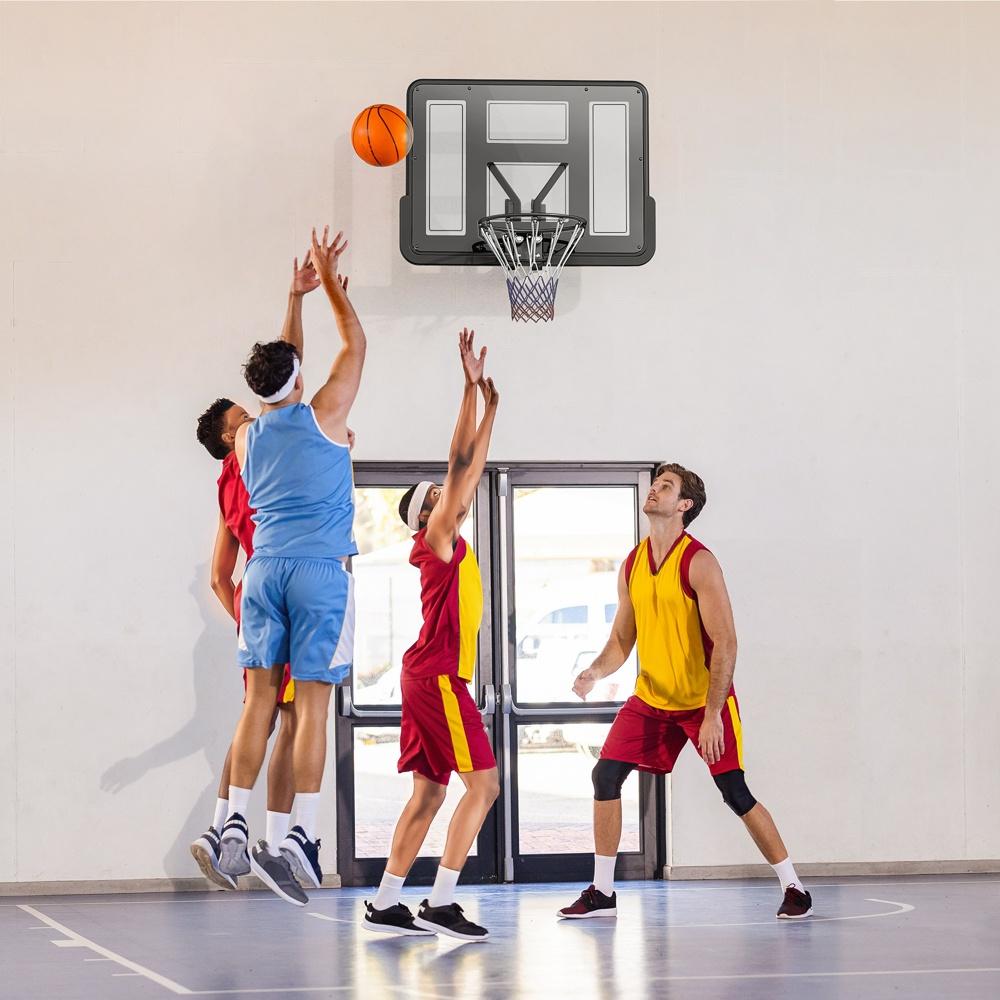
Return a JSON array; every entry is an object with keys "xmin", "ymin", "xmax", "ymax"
[{"xmin": 558, "ymin": 463, "xmax": 812, "ymax": 921}]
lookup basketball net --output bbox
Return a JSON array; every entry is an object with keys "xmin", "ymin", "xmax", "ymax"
[{"xmin": 478, "ymin": 213, "xmax": 587, "ymax": 323}]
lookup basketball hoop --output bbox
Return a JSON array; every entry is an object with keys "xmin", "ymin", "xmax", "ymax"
[{"xmin": 478, "ymin": 212, "xmax": 587, "ymax": 323}]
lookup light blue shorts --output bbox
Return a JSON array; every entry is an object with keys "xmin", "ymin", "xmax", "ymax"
[{"xmin": 237, "ymin": 556, "xmax": 354, "ymax": 684}]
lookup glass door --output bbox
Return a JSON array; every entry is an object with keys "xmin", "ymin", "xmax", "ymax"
[
  {"xmin": 336, "ymin": 463, "xmax": 661, "ymax": 886},
  {"xmin": 335, "ymin": 466, "xmax": 499, "ymax": 887},
  {"xmin": 498, "ymin": 467, "xmax": 659, "ymax": 882}
]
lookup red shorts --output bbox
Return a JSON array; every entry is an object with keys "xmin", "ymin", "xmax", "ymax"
[
  {"xmin": 600, "ymin": 693, "xmax": 745, "ymax": 776},
  {"xmin": 242, "ymin": 665, "xmax": 294, "ymax": 705},
  {"xmin": 236, "ymin": 583, "xmax": 293, "ymax": 705},
  {"xmin": 398, "ymin": 674, "xmax": 496, "ymax": 786}
]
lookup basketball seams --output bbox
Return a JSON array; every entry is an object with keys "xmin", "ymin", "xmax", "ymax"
[
  {"xmin": 375, "ymin": 105, "xmax": 400, "ymax": 161},
  {"xmin": 364, "ymin": 106, "xmax": 382, "ymax": 167}
]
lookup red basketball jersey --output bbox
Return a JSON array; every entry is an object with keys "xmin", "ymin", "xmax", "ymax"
[
  {"xmin": 402, "ymin": 530, "xmax": 483, "ymax": 681},
  {"xmin": 217, "ymin": 452, "xmax": 255, "ymax": 560}
]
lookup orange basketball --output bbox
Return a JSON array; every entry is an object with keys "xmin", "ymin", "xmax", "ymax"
[{"xmin": 351, "ymin": 104, "xmax": 413, "ymax": 167}]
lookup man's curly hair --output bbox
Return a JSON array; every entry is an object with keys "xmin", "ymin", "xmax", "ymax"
[
  {"xmin": 196, "ymin": 397, "xmax": 235, "ymax": 460},
  {"xmin": 243, "ymin": 340, "xmax": 300, "ymax": 399}
]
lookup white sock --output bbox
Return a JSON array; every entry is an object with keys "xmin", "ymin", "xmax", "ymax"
[
  {"xmin": 593, "ymin": 855, "xmax": 617, "ymax": 896},
  {"xmin": 372, "ymin": 871, "xmax": 406, "ymax": 911},
  {"xmin": 771, "ymin": 857, "xmax": 804, "ymax": 893},
  {"xmin": 211, "ymin": 798, "xmax": 229, "ymax": 832},
  {"xmin": 226, "ymin": 786, "xmax": 252, "ymax": 835},
  {"xmin": 427, "ymin": 865, "xmax": 461, "ymax": 908},
  {"xmin": 265, "ymin": 811, "xmax": 291, "ymax": 856},
  {"xmin": 291, "ymin": 792, "xmax": 321, "ymax": 842}
]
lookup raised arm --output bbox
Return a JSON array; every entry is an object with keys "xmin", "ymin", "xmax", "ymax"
[
  {"xmin": 424, "ymin": 329, "xmax": 491, "ymax": 561},
  {"xmin": 308, "ymin": 227, "xmax": 365, "ymax": 442},
  {"xmin": 210, "ymin": 512, "xmax": 241, "ymax": 622},
  {"xmin": 279, "ymin": 250, "xmax": 320, "ymax": 360},
  {"xmin": 688, "ymin": 549, "xmax": 738, "ymax": 766},
  {"xmin": 572, "ymin": 560, "xmax": 638, "ymax": 700}
]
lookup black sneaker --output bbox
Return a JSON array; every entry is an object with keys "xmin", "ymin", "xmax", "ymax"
[
  {"xmin": 249, "ymin": 840, "xmax": 308, "ymax": 907},
  {"xmin": 190, "ymin": 826, "xmax": 237, "ymax": 890},
  {"xmin": 218, "ymin": 813, "xmax": 251, "ymax": 878},
  {"xmin": 557, "ymin": 885, "xmax": 618, "ymax": 919},
  {"xmin": 413, "ymin": 900, "xmax": 489, "ymax": 941},
  {"xmin": 362, "ymin": 900, "xmax": 436, "ymax": 937},
  {"xmin": 279, "ymin": 826, "xmax": 323, "ymax": 889},
  {"xmin": 777, "ymin": 885, "xmax": 813, "ymax": 919}
]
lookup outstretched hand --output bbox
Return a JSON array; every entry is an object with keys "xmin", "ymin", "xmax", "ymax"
[
  {"xmin": 479, "ymin": 376, "xmax": 499, "ymax": 409},
  {"xmin": 459, "ymin": 327, "xmax": 487, "ymax": 384},
  {"xmin": 291, "ymin": 250, "xmax": 320, "ymax": 296},
  {"xmin": 310, "ymin": 226, "xmax": 349, "ymax": 288}
]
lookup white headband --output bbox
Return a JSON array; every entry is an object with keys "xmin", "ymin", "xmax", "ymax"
[
  {"xmin": 259, "ymin": 357, "xmax": 300, "ymax": 404},
  {"xmin": 406, "ymin": 481, "xmax": 435, "ymax": 532}
]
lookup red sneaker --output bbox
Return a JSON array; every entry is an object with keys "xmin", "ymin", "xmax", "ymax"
[
  {"xmin": 557, "ymin": 884, "xmax": 617, "ymax": 919},
  {"xmin": 777, "ymin": 885, "xmax": 813, "ymax": 919}
]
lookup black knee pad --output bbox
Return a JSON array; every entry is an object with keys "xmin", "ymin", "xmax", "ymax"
[
  {"xmin": 592, "ymin": 759, "xmax": 636, "ymax": 801},
  {"xmin": 713, "ymin": 769, "xmax": 757, "ymax": 817}
]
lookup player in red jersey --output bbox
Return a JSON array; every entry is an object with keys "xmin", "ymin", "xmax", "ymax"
[
  {"xmin": 363, "ymin": 329, "xmax": 499, "ymax": 941},
  {"xmin": 190, "ymin": 251, "xmax": 329, "ymax": 889}
]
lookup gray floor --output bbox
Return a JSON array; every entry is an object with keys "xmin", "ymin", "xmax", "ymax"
[{"xmin": 2, "ymin": 875, "xmax": 998, "ymax": 999}]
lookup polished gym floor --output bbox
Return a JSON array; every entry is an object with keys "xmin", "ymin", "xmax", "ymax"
[{"xmin": 2, "ymin": 876, "xmax": 998, "ymax": 999}]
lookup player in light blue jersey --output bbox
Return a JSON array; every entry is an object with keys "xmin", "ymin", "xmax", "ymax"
[{"xmin": 218, "ymin": 227, "xmax": 365, "ymax": 905}]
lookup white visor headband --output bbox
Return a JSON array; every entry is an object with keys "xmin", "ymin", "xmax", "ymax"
[
  {"xmin": 406, "ymin": 481, "xmax": 435, "ymax": 532},
  {"xmin": 259, "ymin": 357, "xmax": 300, "ymax": 404}
]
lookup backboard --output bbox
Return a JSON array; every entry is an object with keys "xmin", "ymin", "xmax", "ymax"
[{"xmin": 399, "ymin": 79, "xmax": 655, "ymax": 267}]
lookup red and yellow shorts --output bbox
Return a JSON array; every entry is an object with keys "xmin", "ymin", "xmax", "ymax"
[
  {"xmin": 398, "ymin": 674, "xmax": 496, "ymax": 786},
  {"xmin": 600, "ymin": 693, "xmax": 745, "ymax": 776},
  {"xmin": 237, "ymin": 585, "xmax": 294, "ymax": 705},
  {"xmin": 242, "ymin": 665, "xmax": 294, "ymax": 706}
]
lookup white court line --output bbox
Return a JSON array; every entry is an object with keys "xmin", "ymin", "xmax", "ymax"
[
  {"xmin": 188, "ymin": 989, "xmax": 358, "ymax": 996},
  {"xmin": 664, "ymin": 897, "xmax": 914, "ymax": 929},
  {"xmin": 307, "ymin": 912, "xmax": 356, "ymax": 925},
  {"xmin": 648, "ymin": 967, "xmax": 1000, "ymax": 983},
  {"xmin": 17, "ymin": 904, "xmax": 194, "ymax": 995},
  {"xmin": 1, "ymin": 877, "xmax": 997, "ymax": 906},
  {"xmin": 186, "ymin": 990, "xmax": 449, "ymax": 998}
]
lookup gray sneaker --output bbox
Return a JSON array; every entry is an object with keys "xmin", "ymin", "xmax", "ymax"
[
  {"xmin": 249, "ymin": 840, "xmax": 308, "ymax": 906},
  {"xmin": 218, "ymin": 813, "xmax": 251, "ymax": 878}
]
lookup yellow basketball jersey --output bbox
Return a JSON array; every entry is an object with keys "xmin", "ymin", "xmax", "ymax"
[{"xmin": 626, "ymin": 533, "xmax": 713, "ymax": 711}]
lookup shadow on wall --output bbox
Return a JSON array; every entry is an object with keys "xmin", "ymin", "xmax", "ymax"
[
  {"xmin": 100, "ymin": 563, "xmax": 242, "ymax": 878},
  {"xmin": 331, "ymin": 133, "xmax": 583, "ymax": 326}
]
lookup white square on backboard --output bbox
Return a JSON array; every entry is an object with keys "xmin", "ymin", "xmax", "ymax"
[
  {"xmin": 487, "ymin": 163, "xmax": 568, "ymax": 216},
  {"xmin": 486, "ymin": 101, "xmax": 570, "ymax": 144},
  {"xmin": 589, "ymin": 102, "xmax": 630, "ymax": 236},
  {"xmin": 426, "ymin": 101, "xmax": 466, "ymax": 235}
]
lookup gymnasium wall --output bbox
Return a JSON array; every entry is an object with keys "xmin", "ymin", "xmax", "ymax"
[{"xmin": 1, "ymin": 1, "xmax": 997, "ymax": 883}]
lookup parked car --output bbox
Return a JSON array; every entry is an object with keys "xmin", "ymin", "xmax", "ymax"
[{"xmin": 515, "ymin": 573, "xmax": 635, "ymax": 705}]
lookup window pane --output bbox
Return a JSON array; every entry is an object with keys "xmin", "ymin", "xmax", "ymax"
[
  {"xmin": 352, "ymin": 486, "xmax": 476, "ymax": 707},
  {"xmin": 513, "ymin": 486, "xmax": 637, "ymax": 704},
  {"xmin": 543, "ymin": 605, "xmax": 588, "ymax": 625},
  {"xmin": 516, "ymin": 724, "xmax": 640, "ymax": 854},
  {"xmin": 353, "ymin": 728, "xmax": 477, "ymax": 859}
]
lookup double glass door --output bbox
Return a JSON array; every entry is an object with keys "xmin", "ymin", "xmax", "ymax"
[{"xmin": 336, "ymin": 464, "xmax": 660, "ymax": 886}]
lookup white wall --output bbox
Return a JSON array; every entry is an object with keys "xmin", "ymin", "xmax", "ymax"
[{"xmin": 0, "ymin": 1, "xmax": 997, "ymax": 882}]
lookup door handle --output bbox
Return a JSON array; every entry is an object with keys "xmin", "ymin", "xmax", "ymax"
[
  {"xmin": 480, "ymin": 683, "xmax": 497, "ymax": 717},
  {"xmin": 501, "ymin": 683, "xmax": 513, "ymax": 715},
  {"xmin": 339, "ymin": 684, "xmax": 402, "ymax": 720}
]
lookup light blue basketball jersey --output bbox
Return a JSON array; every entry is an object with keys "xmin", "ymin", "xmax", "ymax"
[{"xmin": 242, "ymin": 403, "xmax": 357, "ymax": 559}]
